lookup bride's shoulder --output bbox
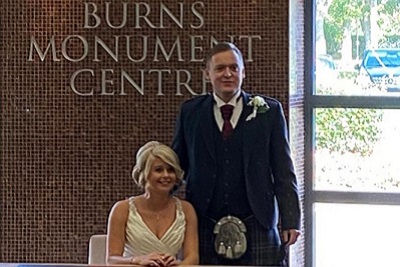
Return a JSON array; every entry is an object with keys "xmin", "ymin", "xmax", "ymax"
[{"xmin": 175, "ymin": 198, "xmax": 196, "ymax": 215}]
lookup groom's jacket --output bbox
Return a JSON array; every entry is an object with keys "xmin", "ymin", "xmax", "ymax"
[{"xmin": 172, "ymin": 91, "xmax": 301, "ymax": 231}]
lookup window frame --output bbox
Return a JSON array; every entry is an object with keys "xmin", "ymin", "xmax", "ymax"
[{"xmin": 304, "ymin": 1, "xmax": 400, "ymax": 267}]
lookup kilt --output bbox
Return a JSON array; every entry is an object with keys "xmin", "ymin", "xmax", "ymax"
[{"xmin": 198, "ymin": 215, "xmax": 287, "ymax": 266}]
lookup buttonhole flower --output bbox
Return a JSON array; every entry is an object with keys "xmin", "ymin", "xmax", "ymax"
[{"xmin": 246, "ymin": 96, "xmax": 270, "ymax": 121}]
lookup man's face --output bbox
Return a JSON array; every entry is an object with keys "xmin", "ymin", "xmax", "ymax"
[{"xmin": 205, "ymin": 50, "xmax": 246, "ymax": 101}]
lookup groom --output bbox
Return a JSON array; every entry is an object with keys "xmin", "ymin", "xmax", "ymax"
[{"xmin": 172, "ymin": 42, "xmax": 301, "ymax": 266}]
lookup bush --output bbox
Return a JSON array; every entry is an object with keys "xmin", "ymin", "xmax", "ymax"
[
  {"xmin": 338, "ymin": 70, "xmax": 357, "ymax": 79},
  {"xmin": 315, "ymin": 108, "xmax": 383, "ymax": 156}
]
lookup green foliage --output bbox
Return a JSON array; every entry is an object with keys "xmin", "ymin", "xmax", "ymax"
[
  {"xmin": 338, "ymin": 70, "xmax": 357, "ymax": 79},
  {"xmin": 323, "ymin": 0, "xmax": 400, "ymax": 56},
  {"xmin": 324, "ymin": 0, "xmax": 365, "ymax": 56},
  {"xmin": 329, "ymin": 0, "xmax": 365, "ymax": 21},
  {"xmin": 378, "ymin": 1, "xmax": 400, "ymax": 45},
  {"xmin": 324, "ymin": 20, "xmax": 342, "ymax": 56},
  {"xmin": 316, "ymin": 108, "xmax": 383, "ymax": 156},
  {"xmin": 379, "ymin": 35, "xmax": 400, "ymax": 48},
  {"xmin": 379, "ymin": 0, "xmax": 399, "ymax": 16}
]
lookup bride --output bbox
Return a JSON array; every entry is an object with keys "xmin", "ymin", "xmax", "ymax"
[{"xmin": 106, "ymin": 141, "xmax": 198, "ymax": 266}]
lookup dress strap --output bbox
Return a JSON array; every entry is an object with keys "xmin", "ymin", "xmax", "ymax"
[
  {"xmin": 173, "ymin": 197, "xmax": 183, "ymax": 213},
  {"xmin": 128, "ymin": 196, "xmax": 137, "ymax": 212}
]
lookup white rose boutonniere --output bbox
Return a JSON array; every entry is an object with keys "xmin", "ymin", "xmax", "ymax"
[{"xmin": 246, "ymin": 96, "xmax": 270, "ymax": 121}]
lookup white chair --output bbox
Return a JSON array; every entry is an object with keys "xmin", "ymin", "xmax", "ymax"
[{"xmin": 88, "ymin": 234, "xmax": 107, "ymax": 264}]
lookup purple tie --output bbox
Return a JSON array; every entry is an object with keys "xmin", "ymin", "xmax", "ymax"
[{"xmin": 220, "ymin": 105, "xmax": 234, "ymax": 140}]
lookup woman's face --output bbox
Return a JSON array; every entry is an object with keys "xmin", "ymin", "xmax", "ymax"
[{"xmin": 146, "ymin": 157, "xmax": 177, "ymax": 193}]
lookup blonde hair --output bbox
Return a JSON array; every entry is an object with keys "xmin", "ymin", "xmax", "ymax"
[{"xmin": 132, "ymin": 141, "xmax": 184, "ymax": 189}]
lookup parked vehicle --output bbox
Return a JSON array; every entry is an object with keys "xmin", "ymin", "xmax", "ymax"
[
  {"xmin": 355, "ymin": 48, "xmax": 400, "ymax": 92},
  {"xmin": 316, "ymin": 54, "xmax": 338, "ymax": 91}
]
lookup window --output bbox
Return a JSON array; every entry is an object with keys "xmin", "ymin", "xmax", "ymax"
[{"xmin": 306, "ymin": 1, "xmax": 400, "ymax": 267}]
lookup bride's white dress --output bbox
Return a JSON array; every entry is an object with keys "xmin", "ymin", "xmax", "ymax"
[{"xmin": 123, "ymin": 196, "xmax": 186, "ymax": 258}]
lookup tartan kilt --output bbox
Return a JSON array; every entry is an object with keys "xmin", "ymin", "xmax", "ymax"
[{"xmin": 198, "ymin": 215, "xmax": 287, "ymax": 266}]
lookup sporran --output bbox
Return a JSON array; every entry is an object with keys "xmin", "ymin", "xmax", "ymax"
[{"xmin": 213, "ymin": 215, "xmax": 247, "ymax": 259}]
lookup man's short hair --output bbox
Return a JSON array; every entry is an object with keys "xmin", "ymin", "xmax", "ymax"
[{"xmin": 205, "ymin": 42, "xmax": 244, "ymax": 68}]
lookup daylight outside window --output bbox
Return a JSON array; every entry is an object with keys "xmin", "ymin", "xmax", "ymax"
[
  {"xmin": 310, "ymin": 1, "xmax": 400, "ymax": 267},
  {"xmin": 315, "ymin": 0, "xmax": 400, "ymax": 96}
]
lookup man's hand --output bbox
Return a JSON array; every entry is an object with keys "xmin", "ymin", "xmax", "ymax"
[{"xmin": 282, "ymin": 229, "xmax": 301, "ymax": 247}]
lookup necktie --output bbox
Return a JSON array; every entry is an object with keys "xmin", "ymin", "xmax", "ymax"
[{"xmin": 220, "ymin": 104, "xmax": 234, "ymax": 140}]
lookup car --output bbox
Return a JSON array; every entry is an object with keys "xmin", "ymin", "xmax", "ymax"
[
  {"xmin": 355, "ymin": 48, "xmax": 400, "ymax": 92},
  {"xmin": 315, "ymin": 54, "xmax": 338, "ymax": 91}
]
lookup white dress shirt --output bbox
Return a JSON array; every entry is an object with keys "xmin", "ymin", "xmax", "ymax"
[{"xmin": 213, "ymin": 91, "xmax": 243, "ymax": 132}]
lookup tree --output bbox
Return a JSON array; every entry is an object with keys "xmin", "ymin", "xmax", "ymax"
[
  {"xmin": 323, "ymin": 0, "xmax": 400, "ymax": 59},
  {"xmin": 377, "ymin": 0, "xmax": 400, "ymax": 47},
  {"xmin": 316, "ymin": 0, "xmax": 334, "ymax": 55},
  {"xmin": 325, "ymin": 0, "xmax": 365, "ymax": 60}
]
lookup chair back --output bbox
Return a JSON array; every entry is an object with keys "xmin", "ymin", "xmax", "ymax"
[{"xmin": 88, "ymin": 234, "xmax": 107, "ymax": 264}]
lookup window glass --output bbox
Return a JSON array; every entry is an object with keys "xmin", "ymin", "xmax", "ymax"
[
  {"xmin": 315, "ymin": 108, "xmax": 400, "ymax": 192},
  {"xmin": 315, "ymin": 203, "xmax": 400, "ymax": 267},
  {"xmin": 315, "ymin": 1, "xmax": 400, "ymax": 96}
]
